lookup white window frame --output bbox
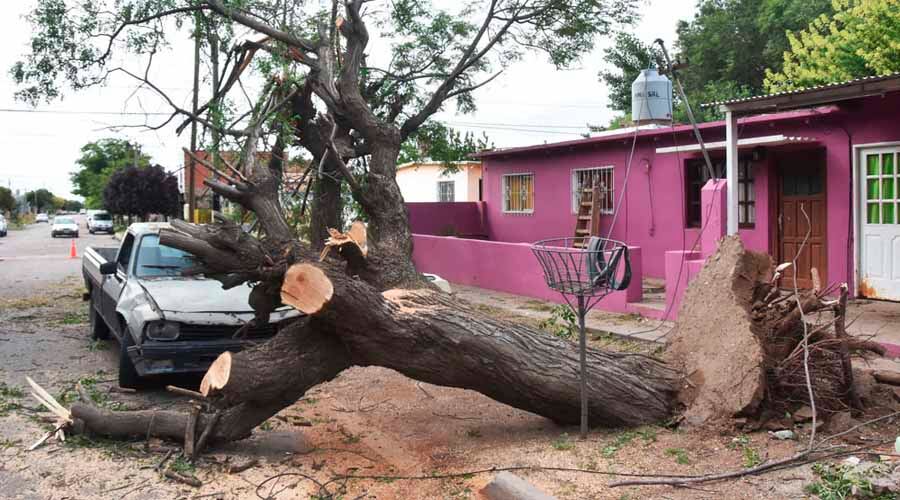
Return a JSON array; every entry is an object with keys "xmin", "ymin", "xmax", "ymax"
[
  {"xmin": 436, "ymin": 180, "xmax": 455, "ymax": 202},
  {"xmin": 502, "ymin": 173, "xmax": 534, "ymax": 214},
  {"xmin": 571, "ymin": 166, "xmax": 614, "ymax": 214}
]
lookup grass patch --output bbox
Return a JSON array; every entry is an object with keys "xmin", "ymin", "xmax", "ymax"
[
  {"xmin": 0, "ymin": 382, "xmax": 25, "ymax": 416},
  {"xmin": 88, "ymin": 339, "xmax": 110, "ymax": 352},
  {"xmin": 552, "ymin": 433, "xmax": 575, "ymax": 451},
  {"xmin": 521, "ymin": 300, "xmax": 555, "ymax": 312},
  {"xmin": 665, "ymin": 447, "xmax": 690, "ymax": 465},
  {"xmin": 805, "ymin": 462, "xmax": 894, "ymax": 500},
  {"xmin": 728, "ymin": 435, "xmax": 762, "ymax": 468},
  {"xmin": 60, "ymin": 311, "xmax": 88, "ymax": 325},
  {"xmin": 169, "ymin": 456, "xmax": 195, "ymax": 474}
]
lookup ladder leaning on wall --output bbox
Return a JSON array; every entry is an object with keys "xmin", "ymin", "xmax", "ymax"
[{"xmin": 572, "ymin": 180, "xmax": 602, "ymax": 248}]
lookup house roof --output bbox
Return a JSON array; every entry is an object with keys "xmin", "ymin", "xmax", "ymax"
[
  {"xmin": 703, "ymin": 72, "xmax": 900, "ymax": 114},
  {"xmin": 473, "ymin": 107, "xmax": 836, "ymax": 159},
  {"xmin": 396, "ymin": 160, "xmax": 481, "ymax": 170}
]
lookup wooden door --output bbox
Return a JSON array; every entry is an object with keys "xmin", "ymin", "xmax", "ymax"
[{"xmin": 778, "ymin": 154, "xmax": 827, "ymax": 289}]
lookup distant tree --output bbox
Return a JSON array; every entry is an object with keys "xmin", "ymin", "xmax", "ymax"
[
  {"xmin": 599, "ymin": 0, "xmax": 833, "ymax": 127},
  {"xmin": 0, "ymin": 187, "xmax": 15, "ymax": 214},
  {"xmin": 71, "ymin": 139, "xmax": 151, "ymax": 209},
  {"xmin": 63, "ymin": 199, "xmax": 84, "ymax": 212},
  {"xmin": 764, "ymin": 0, "xmax": 900, "ymax": 92},
  {"xmin": 24, "ymin": 188, "xmax": 55, "ymax": 212},
  {"xmin": 103, "ymin": 165, "xmax": 179, "ymax": 220},
  {"xmin": 398, "ymin": 122, "xmax": 492, "ymax": 173}
]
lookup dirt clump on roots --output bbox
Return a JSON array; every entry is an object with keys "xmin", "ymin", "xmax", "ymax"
[
  {"xmin": 667, "ymin": 235, "xmax": 891, "ymax": 429},
  {"xmin": 667, "ymin": 235, "xmax": 772, "ymax": 426}
]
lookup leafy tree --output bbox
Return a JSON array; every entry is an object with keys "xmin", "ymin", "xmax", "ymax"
[
  {"xmin": 103, "ymin": 165, "xmax": 180, "ymax": 219},
  {"xmin": 24, "ymin": 188, "xmax": 55, "ymax": 212},
  {"xmin": 63, "ymin": 199, "xmax": 84, "ymax": 212},
  {"xmin": 0, "ymin": 187, "xmax": 15, "ymax": 214},
  {"xmin": 398, "ymin": 122, "xmax": 492, "ymax": 172},
  {"xmin": 71, "ymin": 139, "xmax": 151, "ymax": 209},
  {"xmin": 599, "ymin": 0, "xmax": 833, "ymax": 127},
  {"xmin": 764, "ymin": 0, "xmax": 900, "ymax": 92}
]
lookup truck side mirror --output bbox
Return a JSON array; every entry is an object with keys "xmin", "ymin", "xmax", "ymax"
[{"xmin": 100, "ymin": 262, "xmax": 118, "ymax": 275}]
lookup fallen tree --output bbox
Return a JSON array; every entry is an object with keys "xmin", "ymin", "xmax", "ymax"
[{"xmin": 16, "ymin": 0, "xmax": 895, "ymax": 458}]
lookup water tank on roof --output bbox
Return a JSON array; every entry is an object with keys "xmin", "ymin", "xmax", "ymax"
[{"xmin": 631, "ymin": 69, "xmax": 672, "ymax": 124}]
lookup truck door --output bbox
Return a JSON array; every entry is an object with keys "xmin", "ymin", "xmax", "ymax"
[{"xmin": 101, "ymin": 233, "xmax": 135, "ymax": 335}]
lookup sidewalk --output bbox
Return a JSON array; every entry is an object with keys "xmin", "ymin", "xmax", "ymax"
[
  {"xmin": 453, "ymin": 283, "xmax": 900, "ymax": 359},
  {"xmin": 452, "ymin": 283, "xmax": 674, "ymax": 344}
]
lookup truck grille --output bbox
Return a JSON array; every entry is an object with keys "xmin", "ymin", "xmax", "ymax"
[{"xmin": 178, "ymin": 322, "xmax": 279, "ymax": 340}]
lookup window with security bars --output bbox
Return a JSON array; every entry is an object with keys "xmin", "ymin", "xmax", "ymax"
[
  {"xmin": 571, "ymin": 167, "xmax": 614, "ymax": 214},
  {"xmin": 437, "ymin": 180, "xmax": 455, "ymax": 202},
  {"xmin": 686, "ymin": 158, "xmax": 755, "ymax": 228},
  {"xmin": 864, "ymin": 151, "xmax": 899, "ymax": 224},
  {"xmin": 502, "ymin": 173, "xmax": 534, "ymax": 213}
]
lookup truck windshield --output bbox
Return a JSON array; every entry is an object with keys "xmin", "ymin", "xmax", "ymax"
[
  {"xmin": 93, "ymin": 213, "xmax": 112, "ymax": 221},
  {"xmin": 135, "ymin": 234, "xmax": 194, "ymax": 278}
]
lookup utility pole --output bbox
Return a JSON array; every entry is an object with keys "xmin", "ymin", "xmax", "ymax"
[{"xmin": 188, "ymin": 7, "xmax": 202, "ymax": 223}]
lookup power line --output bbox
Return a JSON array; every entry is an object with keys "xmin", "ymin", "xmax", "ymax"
[{"xmin": 0, "ymin": 108, "xmax": 172, "ymax": 116}]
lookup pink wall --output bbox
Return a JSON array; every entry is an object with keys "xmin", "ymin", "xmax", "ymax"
[
  {"xmin": 411, "ymin": 234, "xmax": 665, "ymax": 318},
  {"xmin": 479, "ymin": 92, "xmax": 900, "ymax": 289},
  {"xmin": 406, "ymin": 202, "xmax": 487, "ymax": 237}
]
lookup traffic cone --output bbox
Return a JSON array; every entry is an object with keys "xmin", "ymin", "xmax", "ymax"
[{"xmin": 69, "ymin": 239, "xmax": 78, "ymax": 259}]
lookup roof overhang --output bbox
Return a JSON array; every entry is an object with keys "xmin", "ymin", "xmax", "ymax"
[
  {"xmin": 707, "ymin": 73, "xmax": 900, "ymax": 115},
  {"xmin": 655, "ymin": 134, "xmax": 818, "ymax": 155}
]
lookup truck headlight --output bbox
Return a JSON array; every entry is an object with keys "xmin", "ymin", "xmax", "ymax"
[{"xmin": 145, "ymin": 321, "xmax": 180, "ymax": 341}]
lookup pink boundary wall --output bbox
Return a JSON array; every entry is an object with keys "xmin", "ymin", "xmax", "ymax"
[
  {"xmin": 412, "ymin": 234, "xmax": 667, "ymax": 319},
  {"xmin": 407, "ymin": 202, "xmax": 487, "ymax": 237}
]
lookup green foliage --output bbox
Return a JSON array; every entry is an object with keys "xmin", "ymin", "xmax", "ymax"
[
  {"xmin": 551, "ymin": 433, "xmax": 575, "ymax": 451},
  {"xmin": 538, "ymin": 304, "xmax": 578, "ymax": 340},
  {"xmin": 765, "ymin": 0, "xmax": 900, "ymax": 92},
  {"xmin": 805, "ymin": 462, "xmax": 895, "ymax": 500},
  {"xmin": 0, "ymin": 187, "xmax": 15, "ymax": 214},
  {"xmin": 71, "ymin": 139, "xmax": 150, "ymax": 210},
  {"xmin": 398, "ymin": 122, "xmax": 492, "ymax": 174},
  {"xmin": 665, "ymin": 447, "xmax": 690, "ymax": 465},
  {"xmin": 24, "ymin": 188, "xmax": 56, "ymax": 213},
  {"xmin": 600, "ymin": 0, "xmax": 833, "ymax": 126}
]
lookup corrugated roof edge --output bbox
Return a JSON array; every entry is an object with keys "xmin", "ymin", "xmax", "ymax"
[
  {"xmin": 702, "ymin": 72, "xmax": 900, "ymax": 108},
  {"xmin": 472, "ymin": 107, "xmax": 837, "ymax": 159}
]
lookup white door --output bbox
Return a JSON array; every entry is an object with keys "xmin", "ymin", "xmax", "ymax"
[{"xmin": 859, "ymin": 147, "xmax": 900, "ymax": 300}]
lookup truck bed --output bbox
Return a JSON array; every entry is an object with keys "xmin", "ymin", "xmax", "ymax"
[{"xmin": 83, "ymin": 246, "xmax": 118, "ymax": 286}]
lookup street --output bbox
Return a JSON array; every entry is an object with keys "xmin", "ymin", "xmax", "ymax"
[{"xmin": 0, "ymin": 215, "xmax": 116, "ymax": 299}]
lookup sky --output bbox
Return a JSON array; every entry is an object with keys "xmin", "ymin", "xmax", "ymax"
[{"xmin": 0, "ymin": 0, "xmax": 696, "ymax": 200}]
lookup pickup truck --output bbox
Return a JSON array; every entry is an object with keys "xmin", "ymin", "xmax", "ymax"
[{"xmin": 83, "ymin": 222, "xmax": 301, "ymax": 388}]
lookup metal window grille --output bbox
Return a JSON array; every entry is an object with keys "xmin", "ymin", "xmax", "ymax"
[
  {"xmin": 437, "ymin": 180, "xmax": 455, "ymax": 202},
  {"xmin": 503, "ymin": 173, "xmax": 534, "ymax": 213},
  {"xmin": 685, "ymin": 159, "xmax": 755, "ymax": 227},
  {"xmin": 571, "ymin": 167, "xmax": 614, "ymax": 214}
]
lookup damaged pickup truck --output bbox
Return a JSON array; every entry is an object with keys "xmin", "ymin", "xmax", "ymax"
[{"xmin": 83, "ymin": 223, "xmax": 300, "ymax": 388}]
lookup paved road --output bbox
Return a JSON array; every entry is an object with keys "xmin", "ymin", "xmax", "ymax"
[{"xmin": 0, "ymin": 215, "xmax": 118, "ymax": 298}]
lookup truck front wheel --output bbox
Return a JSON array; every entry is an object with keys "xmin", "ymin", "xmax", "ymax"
[{"xmin": 118, "ymin": 332, "xmax": 145, "ymax": 389}]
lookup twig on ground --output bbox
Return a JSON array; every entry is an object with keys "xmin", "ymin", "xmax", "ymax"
[
  {"xmin": 227, "ymin": 458, "xmax": 259, "ymax": 474},
  {"xmin": 167, "ymin": 385, "xmax": 205, "ymax": 399},
  {"xmin": 164, "ymin": 469, "xmax": 203, "ymax": 487}
]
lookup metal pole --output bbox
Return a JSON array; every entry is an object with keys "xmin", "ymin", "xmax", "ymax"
[
  {"xmin": 188, "ymin": 7, "xmax": 201, "ymax": 223},
  {"xmin": 577, "ymin": 294, "xmax": 588, "ymax": 438}
]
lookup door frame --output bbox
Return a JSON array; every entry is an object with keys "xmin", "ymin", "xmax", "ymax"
[
  {"xmin": 853, "ymin": 141, "xmax": 900, "ymax": 298},
  {"xmin": 775, "ymin": 150, "xmax": 828, "ymax": 287}
]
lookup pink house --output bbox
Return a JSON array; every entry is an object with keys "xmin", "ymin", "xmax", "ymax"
[{"xmin": 408, "ymin": 74, "xmax": 900, "ymax": 320}]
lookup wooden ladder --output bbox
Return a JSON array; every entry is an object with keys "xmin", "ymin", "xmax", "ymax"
[{"xmin": 573, "ymin": 183, "xmax": 602, "ymax": 248}]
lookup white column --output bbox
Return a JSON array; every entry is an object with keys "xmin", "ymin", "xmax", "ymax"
[{"xmin": 725, "ymin": 110, "xmax": 739, "ymax": 235}]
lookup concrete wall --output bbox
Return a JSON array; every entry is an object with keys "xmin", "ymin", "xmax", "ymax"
[
  {"xmin": 411, "ymin": 234, "xmax": 661, "ymax": 318},
  {"xmin": 407, "ymin": 202, "xmax": 487, "ymax": 237},
  {"xmin": 397, "ymin": 162, "xmax": 482, "ymax": 202}
]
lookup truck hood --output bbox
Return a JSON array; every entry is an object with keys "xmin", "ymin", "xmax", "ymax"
[{"xmin": 138, "ymin": 278, "xmax": 265, "ymax": 314}]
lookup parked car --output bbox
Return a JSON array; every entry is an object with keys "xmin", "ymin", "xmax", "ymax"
[
  {"xmin": 88, "ymin": 212, "xmax": 114, "ymax": 234},
  {"xmin": 82, "ymin": 223, "xmax": 301, "ymax": 388},
  {"xmin": 51, "ymin": 216, "xmax": 79, "ymax": 238},
  {"xmin": 35, "ymin": 213, "xmax": 49, "ymax": 223},
  {"xmin": 0, "ymin": 216, "xmax": 7, "ymax": 237},
  {"xmin": 79, "ymin": 209, "xmax": 87, "ymax": 215}
]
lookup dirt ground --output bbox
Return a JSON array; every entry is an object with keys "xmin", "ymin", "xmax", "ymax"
[{"xmin": 1, "ymin": 279, "xmax": 898, "ymax": 499}]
